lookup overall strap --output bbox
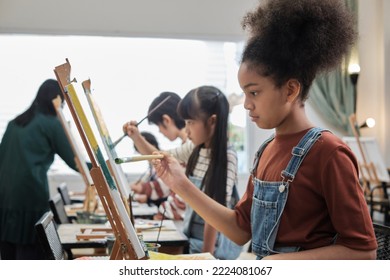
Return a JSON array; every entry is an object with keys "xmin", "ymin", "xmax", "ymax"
[
  {"xmin": 281, "ymin": 127, "xmax": 327, "ymax": 182},
  {"xmin": 250, "ymin": 133, "xmax": 275, "ymax": 176}
]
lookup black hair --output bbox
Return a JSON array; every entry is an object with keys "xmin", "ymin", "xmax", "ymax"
[
  {"xmin": 147, "ymin": 92, "xmax": 185, "ymax": 130},
  {"xmin": 14, "ymin": 79, "xmax": 64, "ymax": 127},
  {"xmin": 135, "ymin": 131, "xmax": 160, "ymax": 152},
  {"xmin": 177, "ymin": 85, "xmax": 230, "ymax": 206},
  {"xmin": 241, "ymin": 0, "xmax": 357, "ymax": 101}
]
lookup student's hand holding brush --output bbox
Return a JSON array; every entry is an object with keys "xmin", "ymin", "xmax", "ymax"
[
  {"xmin": 121, "ymin": 121, "xmax": 159, "ymax": 155},
  {"xmin": 151, "ymin": 151, "xmax": 190, "ymax": 195},
  {"xmin": 122, "ymin": 120, "xmax": 142, "ymax": 141}
]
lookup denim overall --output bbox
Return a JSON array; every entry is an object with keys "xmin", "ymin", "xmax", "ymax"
[
  {"xmin": 183, "ymin": 176, "xmax": 242, "ymax": 260},
  {"xmin": 250, "ymin": 127, "xmax": 326, "ymax": 259}
]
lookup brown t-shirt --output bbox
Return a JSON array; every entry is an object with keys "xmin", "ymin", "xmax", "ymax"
[{"xmin": 235, "ymin": 129, "xmax": 377, "ymax": 251}]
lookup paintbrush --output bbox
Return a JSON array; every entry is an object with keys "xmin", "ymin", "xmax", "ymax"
[
  {"xmin": 115, "ymin": 154, "xmax": 164, "ymax": 164},
  {"xmin": 112, "ymin": 95, "xmax": 171, "ymax": 148},
  {"xmin": 156, "ymin": 207, "xmax": 167, "ymax": 245},
  {"xmin": 133, "ymin": 169, "xmax": 150, "ymax": 184}
]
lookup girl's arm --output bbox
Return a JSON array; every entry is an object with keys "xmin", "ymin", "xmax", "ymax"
[
  {"xmin": 203, "ymin": 223, "xmax": 218, "ymax": 254},
  {"xmin": 263, "ymin": 244, "xmax": 376, "ymax": 260},
  {"xmin": 152, "ymin": 152, "xmax": 251, "ymax": 245}
]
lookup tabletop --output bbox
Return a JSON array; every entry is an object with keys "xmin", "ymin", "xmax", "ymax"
[
  {"xmin": 58, "ymin": 223, "xmax": 108, "ymax": 250},
  {"xmin": 64, "ymin": 202, "xmax": 158, "ymax": 220},
  {"xmin": 57, "ymin": 219, "xmax": 188, "ymax": 255}
]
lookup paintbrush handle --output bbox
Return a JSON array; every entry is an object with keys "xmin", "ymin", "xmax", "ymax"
[
  {"xmin": 156, "ymin": 207, "xmax": 167, "ymax": 244},
  {"xmin": 112, "ymin": 133, "xmax": 127, "ymax": 147},
  {"xmin": 115, "ymin": 154, "xmax": 164, "ymax": 164},
  {"xmin": 136, "ymin": 116, "xmax": 148, "ymax": 127},
  {"xmin": 112, "ymin": 118, "xmax": 144, "ymax": 148},
  {"xmin": 113, "ymin": 95, "xmax": 171, "ymax": 148},
  {"xmin": 136, "ymin": 95, "xmax": 171, "ymax": 127}
]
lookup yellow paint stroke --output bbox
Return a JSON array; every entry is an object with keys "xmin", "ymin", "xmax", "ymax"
[{"xmin": 66, "ymin": 83, "xmax": 99, "ymax": 151}]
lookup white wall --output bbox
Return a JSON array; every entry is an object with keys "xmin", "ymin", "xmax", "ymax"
[
  {"xmin": 357, "ymin": 0, "xmax": 390, "ymax": 166},
  {"xmin": 381, "ymin": 0, "xmax": 390, "ymax": 167},
  {"xmin": 0, "ymin": 0, "xmax": 259, "ymax": 41}
]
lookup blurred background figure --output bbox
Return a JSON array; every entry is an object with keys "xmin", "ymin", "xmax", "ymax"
[
  {"xmin": 124, "ymin": 91, "xmax": 190, "ymax": 220},
  {"xmin": 130, "ymin": 131, "xmax": 170, "ymax": 207},
  {"xmin": 0, "ymin": 79, "xmax": 79, "ymax": 259}
]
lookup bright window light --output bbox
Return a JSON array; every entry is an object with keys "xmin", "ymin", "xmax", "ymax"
[{"xmin": 0, "ymin": 35, "xmax": 247, "ymax": 174}]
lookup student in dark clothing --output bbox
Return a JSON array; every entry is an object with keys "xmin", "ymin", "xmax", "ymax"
[{"xmin": 0, "ymin": 79, "xmax": 79, "ymax": 259}]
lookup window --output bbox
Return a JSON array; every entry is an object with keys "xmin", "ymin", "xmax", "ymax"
[{"xmin": 0, "ymin": 35, "xmax": 248, "ymax": 174}]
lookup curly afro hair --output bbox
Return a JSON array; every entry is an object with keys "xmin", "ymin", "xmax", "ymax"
[{"xmin": 241, "ymin": 0, "xmax": 357, "ymax": 101}]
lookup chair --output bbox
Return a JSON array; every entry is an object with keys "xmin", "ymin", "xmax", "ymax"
[
  {"xmin": 367, "ymin": 182, "xmax": 390, "ymax": 225},
  {"xmin": 373, "ymin": 223, "xmax": 390, "ymax": 260},
  {"xmin": 35, "ymin": 211, "xmax": 67, "ymax": 260},
  {"xmin": 35, "ymin": 211, "xmax": 108, "ymax": 260},
  {"xmin": 57, "ymin": 182, "xmax": 84, "ymax": 205},
  {"xmin": 343, "ymin": 123, "xmax": 390, "ymax": 225},
  {"xmin": 49, "ymin": 193, "xmax": 76, "ymax": 224}
]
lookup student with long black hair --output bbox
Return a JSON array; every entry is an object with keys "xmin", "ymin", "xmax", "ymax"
[
  {"xmin": 125, "ymin": 86, "xmax": 242, "ymax": 259},
  {"xmin": 0, "ymin": 79, "xmax": 79, "ymax": 259}
]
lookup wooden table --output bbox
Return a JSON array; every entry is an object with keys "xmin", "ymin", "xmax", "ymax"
[
  {"xmin": 64, "ymin": 202, "xmax": 158, "ymax": 220},
  {"xmin": 57, "ymin": 219, "xmax": 188, "ymax": 256},
  {"xmin": 57, "ymin": 223, "xmax": 108, "ymax": 259},
  {"xmin": 58, "ymin": 223, "xmax": 108, "ymax": 249},
  {"xmin": 132, "ymin": 202, "xmax": 158, "ymax": 219},
  {"xmin": 137, "ymin": 219, "xmax": 188, "ymax": 254}
]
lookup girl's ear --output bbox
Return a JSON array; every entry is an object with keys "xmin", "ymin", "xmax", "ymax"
[
  {"xmin": 285, "ymin": 79, "xmax": 301, "ymax": 103},
  {"xmin": 208, "ymin": 114, "xmax": 217, "ymax": 126}
]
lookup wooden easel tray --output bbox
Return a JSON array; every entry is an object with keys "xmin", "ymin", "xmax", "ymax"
[{"xmin": 76, "ymin": 227, "xmax": 113, "ymax": 240}]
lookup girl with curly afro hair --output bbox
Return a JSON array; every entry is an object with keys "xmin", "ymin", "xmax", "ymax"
[{"xmin": 151, "ymin": 0, "xmax": 377, "ymax": 259}]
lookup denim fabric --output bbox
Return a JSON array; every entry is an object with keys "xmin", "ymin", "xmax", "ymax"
[
  {"xmin": 250, "ymin": 127, "xmax": 326, "ymax": 259},
  {"xmin": 183, "ymin": 176, "xmax": 242, "ymax": 260}
]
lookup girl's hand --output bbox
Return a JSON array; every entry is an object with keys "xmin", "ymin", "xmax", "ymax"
[
  {"xmin": 122, "ymin": 120, "xmax": 140, "ymax": 139},
  {"xmin": 151, "ymin": 152, "xmax": 187, "ymax": 193},
  {"xmin": 133, "ymin": 193, "xmax": 148, "ymax": 203},
  {"xmin": 130, "ymin": 181, "xmax": 143, "ymax": 193}
]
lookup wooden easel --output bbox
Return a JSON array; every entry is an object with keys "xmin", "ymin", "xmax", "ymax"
[
  {"xmin": 348, "ymin": 114, "xmax": 381, "ymax": 194},
  {"xmin": 52, "ymin": 96, "xmax": 98, "ymax": 213},
  {"xmin": 76, "ymin": 227, "xmax": 113, "ymax": 240},
  {"xmin": 348, "ymin": 114, "xmax": 390, "ymax": 222},
  {"xmin": 54, "ymin": 59, "xmax": 146, "ymax": 260},
  {"xmin": 81, "ymin": 79, "xmax": 134, "ymax": 224}
]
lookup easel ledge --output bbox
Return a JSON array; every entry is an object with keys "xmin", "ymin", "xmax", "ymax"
[{"xmin": 76, "ymin": 228, "xmax": 113, "ymax": 240}]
